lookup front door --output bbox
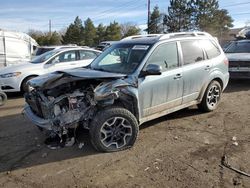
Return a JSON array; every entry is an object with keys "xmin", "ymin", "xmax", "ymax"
[{"xmin": 138, "ymin": 42, "xmax": 183, "ymax": 119}]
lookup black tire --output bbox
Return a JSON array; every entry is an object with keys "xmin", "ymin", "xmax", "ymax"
[
  {"xmin": 21, "ymin": 76, "xmax": 36, "ymax": 93},
  {"xmin": 0, "ymin": 91, "xmax": 7, "ymax": 106},
  {"xmin": 90, "ymin": 107, "xmax": 139, "ymax": 152},
  {"xmin": 198, "ymin": 80, "xmax": 222, "ymax": 112}
]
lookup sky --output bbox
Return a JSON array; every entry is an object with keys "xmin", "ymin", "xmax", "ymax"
[{"xmin": 0, "ymin": 0, "xmax": 250, "ymax": 33}]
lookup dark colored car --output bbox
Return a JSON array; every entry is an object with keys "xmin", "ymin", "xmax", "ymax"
[{"xmin": 225, "ymin": 40, "xmax": 250, "ymax": 79}]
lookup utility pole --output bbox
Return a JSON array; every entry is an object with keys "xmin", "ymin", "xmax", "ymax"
[
  {"xmin": 147, "ymin": 0, "xmax": 150, "ymax": 34},
  {"xmin": 49, "ymin": 19, "xmax": 52, "ymax": 36}
]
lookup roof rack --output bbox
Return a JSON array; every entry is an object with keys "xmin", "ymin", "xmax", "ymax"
[
  {"xmin": 121, "ymin": 31, "xmax": 214, "ymax": 41},
  {"xmin": 121, "ymin": 34, "xmax": 163, "ymax": 41},
  {"xmin": 159, "ymin": 31, "xmax": 213, "ymax": 40}
]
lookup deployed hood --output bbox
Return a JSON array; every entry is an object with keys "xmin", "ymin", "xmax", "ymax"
[
  {"xmin": 226, "ymin": 53, "xmax": 250, "ymax": 61},
  {"xmin": 29, "ymin": 68, "xmax": 126, "ymax": 89}
]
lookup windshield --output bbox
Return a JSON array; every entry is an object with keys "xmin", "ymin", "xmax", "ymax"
[
  {"xmin": 90, "ymin": 43, "xmax": 151, "ymax": 74},
  {"xmin": 31, "ymin": 50, "xmax": 58, "ymax": 64},
  {"xmin": 225, "ymin": 41, "xmax": 250, "ymax": 53},
  {"xmin": 35, "ymin": 47, "xmax": 54, "ymax": 56}
]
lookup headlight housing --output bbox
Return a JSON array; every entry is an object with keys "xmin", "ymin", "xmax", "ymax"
[{"xmin": 0, "ymin": 72, "xmax": 21, "ymax": 78}]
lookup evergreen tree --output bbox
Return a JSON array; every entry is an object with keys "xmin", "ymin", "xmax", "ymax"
[
  {"xmin": 95, "ymin": 24, "xmax": 106, "ymax": 44},
  {"xmin": 164, "ymin": 0, "xmax": 193, "ymax": 32},
  {"xmin": 147, "ymin": 6, "xmax": 162, "ymax": 34},
  {"xmin": 84, "ymin": 18, "xmax": 96, "ymax": 46},
  {"xmin": 120, "ymin": 23, "xmax": 141, "ymax": 38},
  {"xmin": 105, "ymin": 22, "xmax": 121, "ymax": 41},
  {"xmin": 62, "ymin": 16, "xmax": 84, "ymax": 45}
]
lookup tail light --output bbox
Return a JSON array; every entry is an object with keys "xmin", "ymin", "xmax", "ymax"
[{"xmin": 224, "ymin": 58, "xmax": 229, "ymax": 66}]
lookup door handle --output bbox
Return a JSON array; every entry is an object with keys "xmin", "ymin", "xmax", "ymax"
[
  {"xmin": 70, "ymin": 63, "xmax": 76, "ymax": 65},
  {"xmin": 205, "ymin": 65, "xmax": 211, "ymax": 71},
  {"xmin": 174, "ymin": 73, "xmax": 182, "ymax": 80}
]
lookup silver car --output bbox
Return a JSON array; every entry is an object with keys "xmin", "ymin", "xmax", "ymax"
[{"xmin": 24, "ymin": 32, "xmax": 229, "ymax": 152}]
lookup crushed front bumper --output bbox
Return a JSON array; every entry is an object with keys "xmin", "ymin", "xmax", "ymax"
[{"xmin": 23, "ymin": 104, "xmax": 52, "ymax": 130}]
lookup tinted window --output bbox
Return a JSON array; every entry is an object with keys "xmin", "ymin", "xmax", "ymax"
[
  {"xmin": 147, "ymin": 42, "xmax": 178, "ymax": 71},
  {"xmin": 181, "ymin": 40, "xmax": 204, "ymax": 65},
  {"xmin": 79, "ymin": 50, "xmax": 97, "ymax": 60},
  {"xmin": 225, "ymin": 41, "xmax": 250, "ymax": 53},
  {"xmin": 200, "ymin": 40, "xmax": 221, "ymax": 59}
]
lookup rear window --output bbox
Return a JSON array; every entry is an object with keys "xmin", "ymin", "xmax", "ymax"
[
  {"xmin": 180, "ymin": 40, "xmax": 204, "ymax": 65},
  {"xmin": 200, "ymin": 39, "xmax": 221, "ymax": 59}
]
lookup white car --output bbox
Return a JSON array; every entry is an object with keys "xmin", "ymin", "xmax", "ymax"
[{"xmin": 0, "ymin": 47, "xmax": 101, "ymax": 92}]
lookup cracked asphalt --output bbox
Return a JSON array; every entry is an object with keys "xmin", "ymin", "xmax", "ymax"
[{"xmin": 0, "ymin": 79, "xmax": 249, "ymax": 188}]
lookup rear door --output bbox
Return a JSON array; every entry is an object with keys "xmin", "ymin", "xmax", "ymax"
[
  {"xmin": 180, "ymin": 40, "xmax": 211, "ymax": 103},
  {"xmin": 78, "ymin": 50, "xmax": 98, "ymax": 67}
]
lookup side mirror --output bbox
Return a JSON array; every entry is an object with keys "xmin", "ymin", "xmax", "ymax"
[{"xmin": 141, "ymin": 64, "xmax": 162, "ymax": 76}]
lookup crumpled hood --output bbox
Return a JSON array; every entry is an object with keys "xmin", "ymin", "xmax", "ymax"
[
  {"xmin": 29, "ymin": 68, "xmax": 126, "ymax": 89},
  {"xmin": 226, "ymin": 53, "xmax": 250, "ymax": 61}
]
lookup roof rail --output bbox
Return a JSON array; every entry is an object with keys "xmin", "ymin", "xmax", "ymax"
[
  {"xmin": 159, "ymin": 31, "xmax": 213, "ymax": 40},
  {"xmin": 121, "ymin": 34, "xmax": 163, "ymax": 41}
]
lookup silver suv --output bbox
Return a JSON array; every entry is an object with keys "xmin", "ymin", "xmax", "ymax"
[{"xmin": 24, "ymin": 32, "xmax": 229, "ymax": 152}]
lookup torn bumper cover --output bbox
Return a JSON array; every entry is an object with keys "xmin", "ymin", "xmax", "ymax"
[{"xmin": 23, "ymin": 104, "xmax": 52, "ymax": 130}]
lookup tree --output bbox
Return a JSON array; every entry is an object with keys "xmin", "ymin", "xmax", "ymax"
[
  {"xmin": 84, "ymin": 18, "xmax": 96, "ymax": 46},
  {"xmin": 62, "ymin": 16, "xmax": 84, "ymax": 45},
  {"xmin": 105, "ymin": 21, "xmax": 121, "ymax": 41},
  {"xmin": 192, "ymin": 0, "xmax": 233, "ymax": 38},
  {"xmin": 147, "ymin": 6, "xmax": 162, "ymax": 34},
  {"xmin": 27, "ymin": 30, "xmax": 61, "ymax": 46},
  {"xmin": 95, "ymin": 24, "xmax": 106, "ymax": 44},
  {"xmin": 120, "ymin": 22, "xmax": 141, "ymax": 38},
  {"xmin": 163, "ymin": 0, "xmax": 193, "ymax": 32}
]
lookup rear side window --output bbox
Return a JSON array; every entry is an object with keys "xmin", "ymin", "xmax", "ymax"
[
  {"xmin": 180, "ymin": 40, "xmax": 204, "ymax": 65},
  {"xmin": 147, "ymin": 42, "xmax": 178, "ymax": 72},
  {"xmin": 79, "ymin": 50, "xmax": 97, "ymax": 60},
  {"xmin": 200, "ymin": 39, "xmax": 221, "ymax": 59}
]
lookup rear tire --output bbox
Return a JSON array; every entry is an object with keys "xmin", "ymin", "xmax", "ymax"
[
  {"xmin": 198, "ymin": 80, "xmax": 222, "ymax": 112},
  {"xmin": 90, "ymin": 107, "xmax": 139, "ymax": 152}
]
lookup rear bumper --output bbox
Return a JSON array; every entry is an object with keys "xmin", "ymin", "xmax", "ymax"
[
  {"xmin": 23, "ymin": 104, "xmax": 52, "ymax": 130},
  {"xmin": 223, "ymin": 72, "xmax": 230, "ymax": 91}
]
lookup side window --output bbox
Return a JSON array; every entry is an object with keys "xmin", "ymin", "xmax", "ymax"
[
  {"xmin": 181, "ymin": 40, "xmax": 204, "ymax": 65},
  {"xmin": 79, "ymin": 50, "xmax": 97, "ymax": 60},
  {"xmin": 50, "ymin": 51, "xmax": 76, "ymax": 64},
  {"xmin": 147, "ymin": 42, "xmax": 178, "ymax": 72},
  {"xmin": 200, "ymin": 39, "xmax": 221, "ymax": 59}
]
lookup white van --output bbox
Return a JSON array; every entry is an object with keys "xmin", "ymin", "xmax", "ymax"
[{"xmin": 0, "ymin": 30, "xmax": 38, "ymax": 68}]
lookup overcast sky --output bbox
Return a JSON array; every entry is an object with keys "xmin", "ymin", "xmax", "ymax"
[{"xmin": 0, "ymin": 0, "xmax": 250, "ymax": 32}]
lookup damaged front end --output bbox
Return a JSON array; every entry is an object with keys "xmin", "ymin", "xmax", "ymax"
[{"xmin": 23, "ymin": 69, "xmax": 137, "ymax": 144}]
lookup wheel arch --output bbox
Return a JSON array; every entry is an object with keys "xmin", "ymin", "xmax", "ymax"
[{"xmin": 20, "ymin": 75, "xmax": 39, "ymax": 92}]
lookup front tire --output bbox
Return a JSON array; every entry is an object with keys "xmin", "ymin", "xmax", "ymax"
[
  {"xmin": 90, "ymin": 107, "xmax": 139, "ymax": 152},
  {"xmin": 0, "ymin": 91, "xmax": 7, "ymax": 106},
  {"xmin": 21, "ymin": 76, "xmax": 36, "ymax": 93},
  {"xmin": 198, "ymin": 80, "xmax": 222, "ymax": 112}
]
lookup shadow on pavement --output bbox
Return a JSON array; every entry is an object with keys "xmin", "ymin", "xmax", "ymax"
[{"xmin": 225, "ymin": 79, "xmax": 250, "ymax": 93}]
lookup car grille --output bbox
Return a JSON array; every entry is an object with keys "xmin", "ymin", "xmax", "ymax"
[{"xmin": 229, "ymin": 61, "xmax": 250, "ymax": 68}]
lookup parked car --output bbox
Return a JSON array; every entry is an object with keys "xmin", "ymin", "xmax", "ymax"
[
  {"xmin": 0, "ymin": 47, "xmax": 101, "ymax": 92},
  {"xmin": 96, "ymin": 41, "xmax": 117, "ymax": 51},
  {"xmin": 225, "ymin": 39, "xmax": 250, "ymax": 79},
  {"xmin": 24, "ymin": 32, "xmax": 229, "ymax": 152},
  {"xmin": 33, "ymin": 45, "xmax": 79, "ymax": 56}
]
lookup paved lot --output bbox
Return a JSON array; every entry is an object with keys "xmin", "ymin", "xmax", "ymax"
[{"xmin": 0, "ymin": 80, "xmax": 249, "ymax": 188}]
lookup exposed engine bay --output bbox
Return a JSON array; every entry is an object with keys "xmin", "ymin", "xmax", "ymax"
[{"xmin": 24, "ymin": 73, "xmax": 136, "ymax": 148}]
